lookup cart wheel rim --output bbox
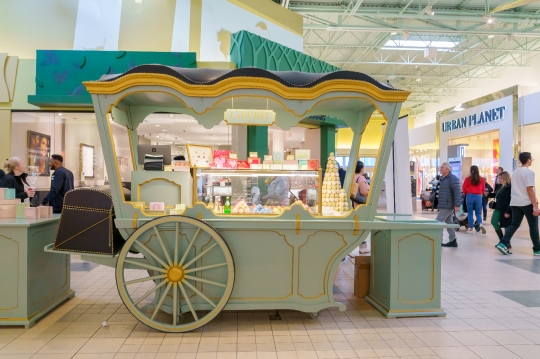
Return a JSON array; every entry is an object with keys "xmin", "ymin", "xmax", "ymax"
[{"xmin": 116, "ymin": 215, "xmax": 234, "ymax": 332}]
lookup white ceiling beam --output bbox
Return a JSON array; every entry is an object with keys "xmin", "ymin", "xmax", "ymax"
[
  {"xmin": 303, "ymin": 43, "xmax": 540, "ymax": 53},
  {"xmin": 327, "ymin": 61, "xmax": 528, "ymax": 68},
  {"xmin": 490, "ymin": 0, "xmax": 540, "ymax": 13}
]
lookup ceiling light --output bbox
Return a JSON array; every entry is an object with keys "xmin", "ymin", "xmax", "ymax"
[
  {"xmin": 163, "ymin": 129, "xmax": 167, "ymax": 131},
  {"xmin": 169, "ymin": 114, "xmax": 173, "ymax": 117},
  {"xmin": 424, "ymin": 5, "xmax": 435, "ymax": 16},
  {"xmin": 58, "ymin": 113, "xmax": 62, "ymax": 116},
  {"xmin": 484, "ymin": 15, "xmax": 494, "ymax": 24},
  {"xmin": 135, "ymin": 0, "xmax": 142, "ymax": 3},
  {"xmin": 402, "ymin": 31, "xmax": 411, "ymax": 40},
  {"xmin": 155, "ymin": 125, "xmax": 160, "ymax": 127},
  {"xmin": 488, "ymin": 35, "xmax": 495, "ymax": 38},
  {"xmin": 416, "ymin": 78, "xmax": 421, "ymax": 82},
  {"xmin": 391, "ymin": 31, "xmax": 397, "ymax": 35}
]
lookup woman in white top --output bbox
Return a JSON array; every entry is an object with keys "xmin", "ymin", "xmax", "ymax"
[{"xmin": 351, "ymin": 160, "xmax": 370, "ymax": 209}]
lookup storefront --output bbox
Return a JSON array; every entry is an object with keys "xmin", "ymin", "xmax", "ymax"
[
  {"xmin": 408, "ymin": 123, "xmax": 437, "ymax": 196},
  {"xmin": 438, "ymin": 91, "xmax": 517, "ymax": 186}
]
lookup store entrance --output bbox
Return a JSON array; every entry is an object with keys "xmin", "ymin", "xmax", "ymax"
[{"xmin": 448, "ymin": 130, "xmax": 500, "ymax": 186}]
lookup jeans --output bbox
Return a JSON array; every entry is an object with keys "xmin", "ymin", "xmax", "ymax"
[
  {"xmin": 482, "ymin": 197, "xmax": 488, "ymax": 220},
  {"xmin": 436, "ymin": 208, "xmax": 456, "ymax": 242},
  {"xmin": 466, "ymin": 194, "xmax": 483, "ymax": 228},
  {"xmin": 501, "ymin": 205, "xmax": 540, "ymax": 251}
]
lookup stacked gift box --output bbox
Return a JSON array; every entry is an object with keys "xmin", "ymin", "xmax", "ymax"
[
  {"xmin": 0, "ymin": 188, "xmax": 54, "ymax": 219},
  {"xmin": 207, "ymin": 149, "xmax": 321, "ymax": 171}
]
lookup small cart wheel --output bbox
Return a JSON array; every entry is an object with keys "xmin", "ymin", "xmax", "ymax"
[
  {"xmin": 310, "ymin": 312, "xmax": 319, "ymax": 319},
  {"xmin": 116, "ymin": 216, "xmax": 234, "ymax": 332}
]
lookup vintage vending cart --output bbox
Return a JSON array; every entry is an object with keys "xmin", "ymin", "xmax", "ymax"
[{"xmin": 47, "ymin": 66, "xmax": 448, "ymax": 333}]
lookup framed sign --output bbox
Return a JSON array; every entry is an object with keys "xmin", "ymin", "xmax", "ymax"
[
  {"xmin": 80, "ymin": 143, "xmax": 95, "ymax": 178},
  {"xmin": 186, "ymin": 144, "xmax": 213, "ymax": 168},
  {"xmin": 27, "ymin": 131, "xmax": 51, "ymax": 176}
]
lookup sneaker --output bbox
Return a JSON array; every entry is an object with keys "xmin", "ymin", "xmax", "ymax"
[
  {"xmin": 480, "ymin": 225, "xmax": 486, "ymax": 234},
  {"xmin": 534, "ymin": 251, "xmax": 540, "ymax": 256},
  {"xmin": 468, "ymin": 228, "xmax": 473, "ymax": 232},
  {"xmin": 496, "ymin": 243, "xmax": 510, "ymax": 255},
  {"xmin": 442, "ymin": 240, "xmax": 458, "ymax": 247}
]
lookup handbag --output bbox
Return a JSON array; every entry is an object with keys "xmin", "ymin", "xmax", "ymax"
[
  {"xmin": 349, "ymin": 176, "xmax": 367, "ymax": 204},
  {"xmin": 488, "ymin": 200, "xmax": 496, "ymax": 209}
]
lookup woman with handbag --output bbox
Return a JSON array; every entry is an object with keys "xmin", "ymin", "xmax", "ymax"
[
  {"xmin": 350, "ymin": 160, "xmax": 369, "ymax": 209},
  {"xmin": 462, "ymin": 165, "xmax": 486, "ymax": 233},
  {"xmin": 490, "ymin": 171, "xmax": 512, "ymax": 247}
]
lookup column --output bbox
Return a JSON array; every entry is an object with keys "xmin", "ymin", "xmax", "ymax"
[
  {"xmin": 0, "ymin": 110, "xmax": 12, "ymax": 162},
  {"xmin": 272, "ymin": 129, "xmax": 285, "ymax": 159},
  {"xmin": 231, "ymin": 125, "xmax": 247, "ymax": 159},
  {"xmin": 320, "ymin": 125, "xmax": 336, "ymax": 162},
  {"xmin": 247, "ymin": 126, "xmax": 268, "ymax": 159}
]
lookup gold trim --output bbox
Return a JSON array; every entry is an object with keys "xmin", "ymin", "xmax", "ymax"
[
  {"xmin": 137, "ymin": 178, "xmax": 182, "ymax": 208},
  {"xmin": 186, "ymin": 144, "xmax": 214, "ymax": 168},
  {"xmin": 354, "ymin": 215, "xmax": 359, "ymax": 235},
  {"xmin": 295, "ymin": 214, "xmax": 300, "ymax": 235},
  {"xmin": 0, "ymin": 235, "xmax": 18, "ymax": 310},
  {"xmin": 84, "ymin": 74, "xmax": 411, "ymax": 103},
  {"xmin": 297, "ymin": 231, "xmax": 347, "ymax": 299},
  {"xmin": 79, "ymin": 143, "xmax": 95, "ymax": 179},
  {"xmin": 397, "ymin": 233, "xmax": 435, "ymax": 304},
  {"xmin": 133, "ymin": 212, "xmax": 138, "ymax": 229}
]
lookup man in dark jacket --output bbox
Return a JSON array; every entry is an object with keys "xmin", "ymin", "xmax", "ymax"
[
  {"xmin": 41, "ymin": 154, "xmax": 74, "ymax": 213},
  {"xmin": 0, "ymin": 169, "xmax": 5, "ymax": 181},
  {"xmin": 426, "ymin": 162, "xmax": 462, "ymax": 247}
]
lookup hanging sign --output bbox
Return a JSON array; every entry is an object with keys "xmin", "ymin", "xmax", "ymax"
[
  {"xmin": 224, "ymin": 109, "xmax": 276, "ymax": 126},
  {"xmin": 442, "ymin": 106, "xmax": 506, "ymax": 133}
]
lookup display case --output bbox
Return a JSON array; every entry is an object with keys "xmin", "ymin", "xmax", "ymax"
[{"xmin": 194, "ymin": 169, "xmax": 321, "ymax": 215}]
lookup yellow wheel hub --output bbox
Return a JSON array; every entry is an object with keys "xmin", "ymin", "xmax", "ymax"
[{"xmin": 167, "ymin": 266, "xmax": 184, "ymax": 282}]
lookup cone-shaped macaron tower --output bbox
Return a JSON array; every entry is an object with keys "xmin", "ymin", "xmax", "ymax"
[{"xmin": 321, "ymin": 153, "xmax": 349, "ymax": 215}]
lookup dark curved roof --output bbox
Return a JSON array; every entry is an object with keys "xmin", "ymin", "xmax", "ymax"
[{"xmin": 99, "ymin": 65, "xmax": 402, "ymax": 92}]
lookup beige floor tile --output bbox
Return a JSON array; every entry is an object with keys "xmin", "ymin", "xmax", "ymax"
[
  {"xmin": 256, "ymin": 343, "xmax": 276, "ymax": 352},
  {"xmin": 467, "ymin": 345, "xmax": 521, "ymax": 359},
  {"xmin": 0, "ymin": 338, "xmax": 51, "ymax": 354},
  {"xmin": 196, "ymin": 353, "xmax": 217, "ymax": 359},
  {"xmin": 293, "ymin": 343, "xmax": 315, "ymax": 352},
  {"xmin": 78, "ymin": 338, "xmax": 126, "ymax": 353},
  {"xmin": 154, "ymin": 354, "xmax": 176, "ymax": 359},
  {"xmin": 315, "ymin": 350, "xmax": 338, "ymax": 359},
  {"xmin": 31, "ymin": 354, "xmax": 74, "ymax": 359},
  {"xmin": 73, "ymin": 354, "xmax": 116, "ymax": 359},
  {"xmin": 57, "ymin": 323, "xmax": 102, "ymax": 338},
  {"xmin": 158, "ymin": 344, "xmax": 180, "ymax": 353},
  {"xmin": 334, "ymin": 349, "xmax": 357, "ymax": 358},
  {"xmin": 139, "ymin": 344, "xmax": 160, "ymax": 353},
  {"xmin": 38, "ymin": 337, "xmax": 89, "ymax": 354},
  {"xmin": 296, "ymin": 351, "xmax": 318, "ymax": 359},
  {"xmin": 504, "ymin": 344, "xmax": 540, "ymax": 359},
  {"xmin": 0, "ymin": 328, "xmax": 27, "ymax": 339},
  {"xmin": 94, "ymin": 325, "xmax": 136, "ymax": 338},
  {"xmin": 482, "ymin": 330, "xmax": 534, "ymax": 345},
  {"xmin": 236, "ymin": 352, "xmax": 257, "ymax": 359},
  {"xmin": 0, "ymin": 355, "xmax": 32, "ymax": 359},
  {"xmin": 133, "ymin": 353, "xmax": 157, "ymax": 359},
  {"xmin": 277, "ymin": 351, "xmax": 298, "ymax": 359},
  {"xmin": 257, "ymin": 352, "xmax": 278, "ymax": 359},
  {"xmin": 119, "ymin": 344, "xmax": 141, "ymax": 353},
  {"xmin": 178, "ymin": 344, "xmax": 200, "ymax": 353},
  {"xmin": 393, "ymin": 347, "xmax": 416, "ymax": 356},
  {"xmin": 448, "ymin": 331, "xmax": 498, "ymax": 346},
  {"xmin": 430, "ymin": 346, "xmax": 480, "ymax": 359},
  {"xmin": 415, "ymin": 332, "xmax": 463, "ymax": 347},
  {"xmin": 18, "ymin": 323, "xmax": 70, "ymax": 339},
  {"xmin": 216, "ymin": 353, "xmax": 237, "ymax": 359}
]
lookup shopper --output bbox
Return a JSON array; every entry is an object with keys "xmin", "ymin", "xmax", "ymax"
[
  {"xmin": 350, "ymin": 160, "xmax": 369, "ymax": 208},
  {"xmin": 493, "ymin": 166, "xmax": 504, "ymax": 193},
  {"xmin": 462, "ymin": 165, "xmax": 486, "ymax": 234},
  {"xmin": 491, "ymin": 171, "xmax": 512, "ymax": 246},
  {"xmin": 497, "ymin": 152, "xmax": 540, "ymax": 256},
  {"xmin": 0, "ymin": 157, "xmax": 35, "ymax": 202},
  {"xmin": 41, "ymin": 154, "xmax": 74, "ymax": 213},
  {"xmin": 425, "ymin": 162, "xmax": 462, "ymax": 247},
  {"xmin": 0, "ymin": 168, "xmax": 5, "ymax": 181},
  {"xmin": 482, "ymin": 177, "xmax": 494, "ymax": 221}
]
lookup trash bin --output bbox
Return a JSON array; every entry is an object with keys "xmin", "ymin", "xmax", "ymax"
[{"xmin": 354, "ymin": 255, "xmax": 371, "ymax": 298}]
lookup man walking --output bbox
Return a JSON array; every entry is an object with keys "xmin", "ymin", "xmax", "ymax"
[
  {"xmin": 41, "ymin": 154, "xmax": 74, "ymax": 214},
  {"xmin": 426, "ymin": 162, "xmax": 462, "ymax": 247},
  {"xmin": 497, "ymin": 152, "xmax": 540, "ymax": 255}
]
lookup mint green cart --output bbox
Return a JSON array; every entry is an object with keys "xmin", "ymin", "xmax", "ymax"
[{"xmin": 47, "ymin": 66, "xmax": 449, "ymax": 333}]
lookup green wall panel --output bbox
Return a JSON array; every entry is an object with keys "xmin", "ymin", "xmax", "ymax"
[
  {"xmin": 247, "ymin": 126, "xmax": 268, "ymax": 159},
  {"xmin": 28, "ymin": 50, "xmax": 197, "ymax": 107},
  {"xmin": 230, "ymin": 30, "xmax": 340, "ymax": 73}
]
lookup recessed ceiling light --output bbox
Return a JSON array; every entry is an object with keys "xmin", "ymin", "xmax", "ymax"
[
  {"xmin": 169, "ymin": 114, "xmax": 173, "ymax": 117},
  {"xmin": 488, "ymin": 35, "xmax": 495, "ymax": 38},
  {"xmin": 391, "ymin": 32, "xmax": 397, "ymax": 35},
  {"xmin": 155, "ymin": 125, "xmax": 160, "ymax": 127},
  {"xmin": 424, "ymin": 5, "xmax": 434, "ymax": 16},
  {"xmin": 484, "ymin": 15, "xmax": 494, "ymax": 24},
  {"xmin": 416, "ymin": 78, "xmax": 421, "ymax": 82},
  {"xmin": 58, "ymin": 113, "xmax": 62, "ymax": 116}
]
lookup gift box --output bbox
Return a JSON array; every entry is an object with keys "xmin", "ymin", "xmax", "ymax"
[
  {"xmin": 237, "ymin": 160, "xmax": 250, "ymax": 169},
  {"xmin": 226, "ymin": 158, "xmax": 238, "ymax": 169},
  {"xmin": 24, "ymin": 207, "xmax": 38, "ymax": 219},
  {"xmin": 262, "ymin": 164, "xmax": 270, "ymax": 170},
  {"xmin": 284, "ymin": 160, "xmax": 298, "ymax": 165},
  {"xmin": 263, "ymin": 160, "xmax": 273, "ymax": 165},
  {"xmin": 211, "ymin": 150, "xmax": 233, "ymax": 168},
  {"xmin": 299, "ymin": 160, "xmax": 308, "ymax": 170},
  {"xmin": 3, "ymin": 188, "xmax": 15, "ymax": 200},
  {"xmin": 149, "ymin": 202, "xmax": 165, "ymax": 211},
  {"xmin": 283, "ymin": 164, "xmax": 299, "ymax": 170},
  {"xmin": 16, "ymin": 203, "xmax": 26, "ymax": 218},
  {"xmin": 0, "ymin": 198, "xmax": 20, "ymax": 205},
  {"xmin": 270, "ymin": 164, "xmax": 283, "ymax": 170},
  {"xmin": 264, "ymin": 155, "xmax": 273, "ymax": 161},
  {"xmin": 38, "ymin": 206, "xmax": 50, "ymax": 218},
  {"xmin": 248, "ymin": 157, "xmax": 261, "ymax": 164},
  {"xmin": 251, "ymin": 164, "xmax": 263, "ymax": 170},
  {"xmin": 308, "ymin": 159, "xmax": 320, "ymax": 170},
  {"xmin": 0, "ymin": 205, "xmax": 16, "ymax": 218}
]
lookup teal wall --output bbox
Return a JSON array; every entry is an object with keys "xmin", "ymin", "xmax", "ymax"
[
  {"xmin": 247, "ymin": 126, "xmax": 269, "ymax": 160},
  {"xmin": 28, "ymin": 50, "xmax": 196, "ymax": 107}
]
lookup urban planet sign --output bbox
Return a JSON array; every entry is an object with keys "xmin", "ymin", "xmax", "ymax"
[{"xmin": 442, "ymin": 106, "xmax": 506, "ymax": 133}]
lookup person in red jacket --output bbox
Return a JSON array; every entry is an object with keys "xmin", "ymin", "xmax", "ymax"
[{"xmin": 462, "ymin": 165, "xmax": 486, "ymax": 234}]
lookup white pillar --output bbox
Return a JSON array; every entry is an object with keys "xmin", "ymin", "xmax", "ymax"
[
  {"xmin": 231, "ymin": 125, "xmax": 247, "ymax": 159},
  {"xmin": 386, "ymin": 117, "xmax": 413, "ymax": 214},
  {"xmin": 273, "ymin": 129, "xmax": 285, "ymax": 158}
]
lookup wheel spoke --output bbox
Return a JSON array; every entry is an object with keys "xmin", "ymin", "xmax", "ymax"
[
  {"xmin": 182, "ymin": 278, "xmax": 217, "ymax": 308},
  {"xmin": 184, "ymin": 275, "xmax": 227, "ymax": 288},
  {"xmin": 184, "ymin": 262, "xmax": 228, "ymax": 274},
  {"xmin": 134, "ymin": 239, "xmax": 168, "ymax": 268},
  {"xmin": 179, "ymin": 281, "xmax": 199, "ymax": 321},
  {"xmin": 178, "ymin": 228, "xmax": 201, "ymax": 267},
  {"xmin": 174, "ymin": 223, "xmax": 179, "ymax": 266},
  {"xmin": 153, "ymin": 227, "xmax": 173, "ymax": 267},
  {"xmin": 125, "ymin": 259, "xmax": 168, "ymax": 273},
  {"xmin": 151, "ymin": 281, "xmax": 173, "ymax": 320},
  {"xmin": 183, "ymin": 243, "xmax": 218, "ymax": 269},
  {"xmin": 173, "ymin": 282, "xmax": 178, "ymax": 326},
  {"xmin": 125, "ymin": 274, "xmax": 166, "ymax": 285},
  {"xmin": 133, "ymin": 278, "xmax": 169, "ymax": 306}
]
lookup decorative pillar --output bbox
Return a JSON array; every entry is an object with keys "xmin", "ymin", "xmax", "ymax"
[
  {"xmin": 247, "ymin": 126, "xmax": 268, "ymax": 159},
  {"xmin": 320, "ymin": 124, "xmax": 336, "ymax": 162},
  {"xmin": 231, "ymin": 125, "xmax": 247, "ymax": 159},
  {"xmin": 272, "ymin": 129, "xmax": 285, "ymax": 159}
]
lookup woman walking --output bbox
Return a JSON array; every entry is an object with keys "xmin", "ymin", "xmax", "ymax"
[
  {"xmin": 491, "ymin": 171, "xmax": 513, "ymax": 248},
  {"xmin": 462, "ymin": 165, "xmax": 486, "ymax": 233}
]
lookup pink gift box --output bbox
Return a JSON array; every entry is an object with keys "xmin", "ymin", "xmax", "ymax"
[
  {"xmin": 38, "ymin": 206, "xmax": 50, "ymax": 218},
  {"xmin": 0, "ymin": 206, "xmax": 16, "ymax": 218},
  {"xmin": 24, "ymin": 207, "xmax": 38, "ymax": 219},
  {"xmin": 149, "ymin": 202, "xmax": 165, "ymax": 211}
]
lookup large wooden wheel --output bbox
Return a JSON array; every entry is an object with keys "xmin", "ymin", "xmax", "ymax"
[{"xmin": 116, "ymin": 216, "xmax": 234, "ymax": 332}]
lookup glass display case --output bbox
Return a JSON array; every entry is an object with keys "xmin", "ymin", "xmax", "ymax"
[{"xmin": 195, "ymin": 169, "xmax": 321, "ymax": 215}]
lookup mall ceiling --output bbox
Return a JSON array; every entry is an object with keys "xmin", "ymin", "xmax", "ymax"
[{"xmin": 284, "ymin": 0, "xmax": 540, "ymax": 114}]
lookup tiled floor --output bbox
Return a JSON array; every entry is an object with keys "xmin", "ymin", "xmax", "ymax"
[{"xmin": 2, "ymin": 212, "xmax": 540, "ymax": 358}]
